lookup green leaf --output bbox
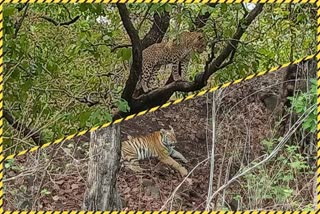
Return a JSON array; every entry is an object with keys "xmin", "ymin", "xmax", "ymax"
[
  {"xmin": 164, "ymin": 4, "xmax": 172, "ymax": 13},
  {"xmin": 47, "ymin": 61, "xmax": 58, "ymax": 73},
  {"xmin": 149, "ymin": 5, "xmax": 161, "ymax": 13},
  {"xmin": 220, "ymin": 4, "xmax": 227, "ymax": 13},
  {"xmin": 5, "ymin": 159, "xmax": 15, "ymax": 169},
  {"xmin": 102, "ymin": 35, "xmax": 110, "ymax": 41},
  {"xmin": 79, "ymin": 4, "xmax": 91, "ymax": 12},
  {"xmin": 102, "ymin": 112, "xmax": 112, "ymax": 122},
  {"xmin": 79, "ymin": 111, "xmax": 91, "ymax": 127},
  {"xmin": 4, "ymin": 5, "xmax": 16, "ymax": 17},
  {"xmin": 117, "ymin": 99, "xmax": 130, "ymax": 112},
  {"xmin": 200, "ymin": 7, "xmax": 209, "ymax": 15},
  {"xmin": 117, "ymin": 48, "xmax": 132, "ymax": 61},
  {"xmin": 41, "ymin": 188, "xmax": 51, "ymax": 195},
  {"xmin": 21, "ymin": 79, "xmax": 33, "ymax": 91}
]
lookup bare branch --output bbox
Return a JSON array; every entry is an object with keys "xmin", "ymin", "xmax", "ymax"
[
  {"xmin": 40, "ymin": 14, "xmax": 80, "ymax": 26},
  {"xmin": 111, "ymin": 44, "xmax": 132, "ymax": 52},
  {"xmin": 90, "ymin": 42, "xmax": 132, "ymax": 53},
  {"xmin": 218, "ymin": 46, "xmax": 237, "ymax": 69},
  {"xmin": 4, "ymin": 109, "xmax": 45, "ymax": 145},
  {"xmin": 14, "ymin": 4, "xmax": 29, "ymax": 38},
  {"xmin": 193, "ymin": 3, "xmax": 217, "ymax": 30},
  {"xmin": 137, "ymin": 5, "xmax": 152, "ymax": 31},
  {"xmin": 75, "ymin": 96, "xmax": 100, "ymax": 107},
  {"xmin": 117, "ymin": 4, "xmax": 141, "ymax": 46},
  {"xmin": 62, "ymin": 4, "xmax": 72, "ymax": 19},
  {"xmin": 203, "ymin": 4, "xmax": 264, "ymax": 81}
]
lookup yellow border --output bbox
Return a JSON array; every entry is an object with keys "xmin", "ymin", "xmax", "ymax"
[{"xmin": 1, "ymin": 1, "xmax": 319, "ymax": 213}]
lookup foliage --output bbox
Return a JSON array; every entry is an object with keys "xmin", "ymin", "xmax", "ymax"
[
  {"xmin": 3, "ymin": 3, "xmax": 316, "ymax": 152},
  {"xmin": 4, "ymin": 159, "xmax": 20, "ymax": 170},
  {"xmin": 288, "ymin": 78, "xmax": 317, "ymax": 133},
  {"xmin": 244, "ymin": 138, "xmax": 313, "ymax": 210}
]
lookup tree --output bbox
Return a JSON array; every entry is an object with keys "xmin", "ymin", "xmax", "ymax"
[
  {"xmin": 83, "ymin": 4, "xmax": 264, "ymax": 209},
  {"xmin": 4, "ymin": 4, "xmax": 316, "ymax": 148},
  {"xmin": 3, "ymin": 3, "xmax": 317, "ymax": 209},
  {"xmin": 83, "ymin": 124, "xmax": 122, "ymax": 210},
  {"xmin": 114, "ymin": 3, "xmax": 264, "ymax": 119}
]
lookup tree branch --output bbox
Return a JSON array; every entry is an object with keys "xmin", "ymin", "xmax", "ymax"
[
  {"xmin": 40, "ymin": 15, "xmax": 80, "ymax": 26},
  {"xmin": 192, "ymin": 3, "xmax": 217, "ymax": 30},
  {"xmin": 114, "ymin": 4, "xmax": 264, "ymax": 119},
  {"xmin": 4, "ymin": 109, "xmax": 45, "ymax": 145},
  {"xmin": 218, "ymin": 45, "xmax": 237, "ymax": 70},
  {"xmin": 202, "ymin": 4, "xmax": 264, "ymax": 82},
  {"xmin": 75, "ymin": 96, "xmax": 100, "ymax": 107},
  {"xmin": 111, "ymin": 44, "xmax": 132, "ymax": 52},
  {"xmin": 137, "ymin": 5, "xmax": 152, "ymax": 32},
  {"xmin": 14, "ymin": 4, "xmax": 29, "ymax": 38},
  {"xmin": 141, "ymin": 11, "xmax": 170, "ymax": 49},
  {"xmin": 117, "ymin": 4, "xmax": 143, "ymax": 102}
]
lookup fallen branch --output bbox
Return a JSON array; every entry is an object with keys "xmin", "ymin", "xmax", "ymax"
[{"xmin": 75, "ymin": 96, "xmax": 100, "ymax": 107}]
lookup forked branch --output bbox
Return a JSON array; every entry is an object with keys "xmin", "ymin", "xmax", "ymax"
[{"xmin": 115, "ymin": 4, "xmax": 264, "ymax": 119}]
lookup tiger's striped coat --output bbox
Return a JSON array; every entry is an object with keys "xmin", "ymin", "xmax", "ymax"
[{"xmin": 121, "ymin": 127, "xmax": 188, "ymax": 176}]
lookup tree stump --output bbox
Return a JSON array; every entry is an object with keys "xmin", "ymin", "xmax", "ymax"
[{"xmin": 83, "ymin": 125, "xmax": 122, "ymax": 210}]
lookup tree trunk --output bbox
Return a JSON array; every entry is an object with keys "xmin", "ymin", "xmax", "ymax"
[{"xmin": 82, "ymin": 125, "xmax": 122, "ymax": 210}]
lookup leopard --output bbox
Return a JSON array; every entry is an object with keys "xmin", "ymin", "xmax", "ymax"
[{"xmin": 135, "ymin": 31, "xmax": 206, "ymax": 94}]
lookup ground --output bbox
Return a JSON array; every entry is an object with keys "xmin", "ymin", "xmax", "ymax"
[{"xmin": 3, "ymin": 66, "xmax": 316, "ymax": 210}]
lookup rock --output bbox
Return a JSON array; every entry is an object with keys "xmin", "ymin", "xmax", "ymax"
[
  {"xmin": 142, "ymin": 179, "xmax": 160, "ymax": 199},
  {"xmin": 261, "ymin": 94, "xmax": 280, "ymax": 111},
  {"xmin": 147, "ymin": 186, "xmax": 160, "ymax": 199},
  {"xmin": 142, "ymin": 179, "xmax": 154, "ymax": 187}
]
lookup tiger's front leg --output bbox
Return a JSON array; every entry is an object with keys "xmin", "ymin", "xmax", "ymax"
[
  {"xmin": 170, "ymin": 149, "xmax": 188, "ymax": 163},
  {"xmin": 159, "ymin": 156, "xmax": 188, "ymax": 177}
]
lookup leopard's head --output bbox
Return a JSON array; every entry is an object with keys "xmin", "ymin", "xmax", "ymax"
[
  {"xmin": 192, "ymin": 31, "xmax": 207, "ymax": 53},
  {"xmin": 180, "ymin": 31, "xmax": 206, "ymax": 53},
  {"xmin": 160, "ymin": 125, "xmax": 177, "ymax": 148}
]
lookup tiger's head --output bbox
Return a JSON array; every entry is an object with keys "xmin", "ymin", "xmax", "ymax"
[{"xmin": 160, "ymin": 126, "xmax": 177, "ymax": 148}]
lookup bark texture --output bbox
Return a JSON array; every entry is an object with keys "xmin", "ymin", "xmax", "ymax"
[{"xmin": 83, "ymin": 125, "xmax": 122, "ymax": 210}]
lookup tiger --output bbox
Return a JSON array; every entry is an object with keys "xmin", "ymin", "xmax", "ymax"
[
  {"xmin": 121, "ymin": 126, "xmax": 188, "ymax": 176},
  {"xmin": 135, "ymin": 31, "xmax": 206, "ymax": 94}
]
